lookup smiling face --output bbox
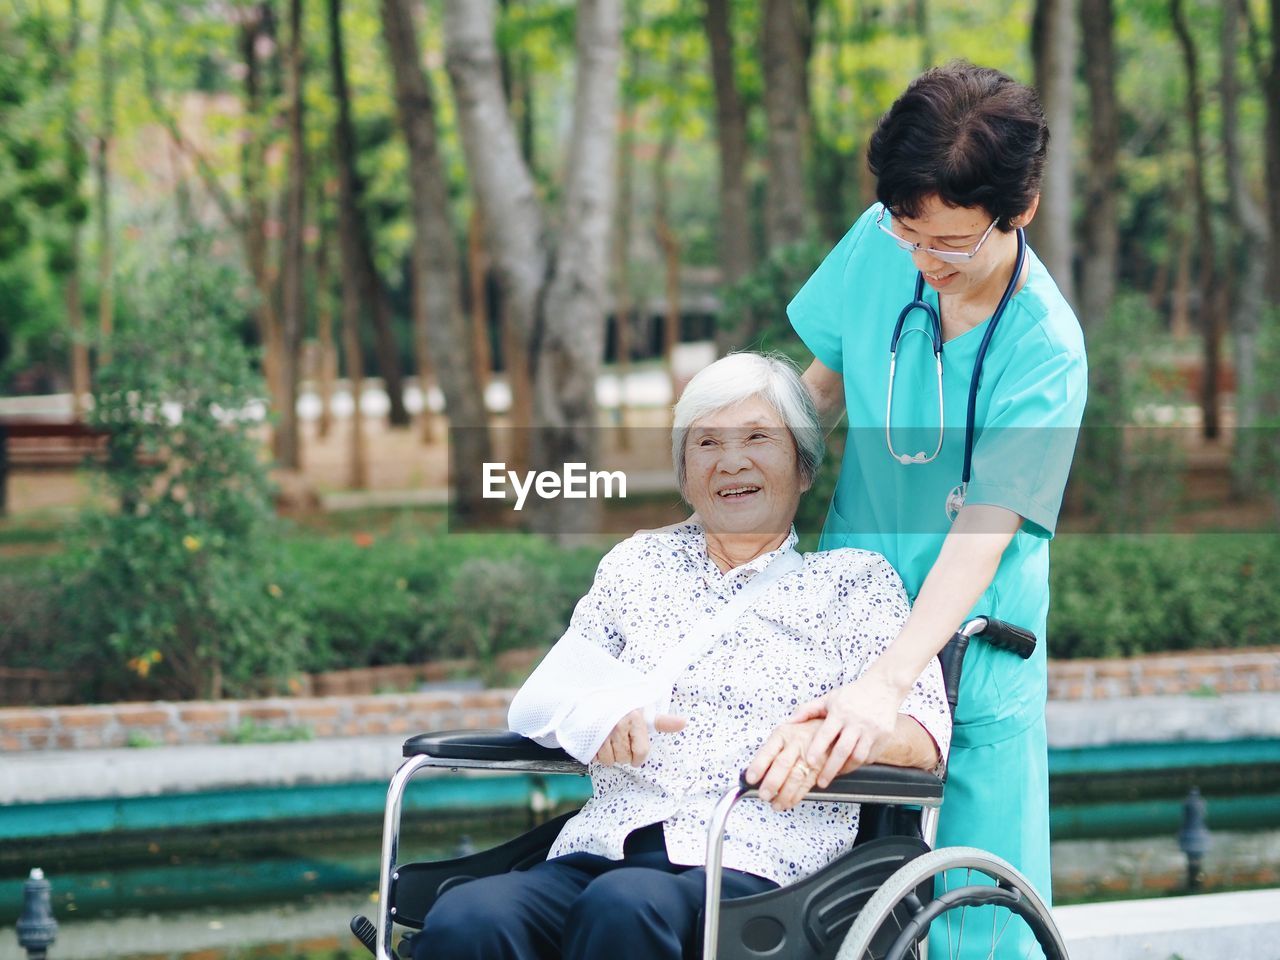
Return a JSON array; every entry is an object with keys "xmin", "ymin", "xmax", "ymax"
[
  {"xmin": 890, "ymin": 193, "xmax": 1032, "ymax": 299},
  {"xmin": 682, "ymin": 395, "xmax": 808, "ymax": 537}
]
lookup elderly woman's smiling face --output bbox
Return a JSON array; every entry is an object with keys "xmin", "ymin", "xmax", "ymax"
[{"xmin": 683, "ymin": 394, "xmax": 809, "ymax": 536}]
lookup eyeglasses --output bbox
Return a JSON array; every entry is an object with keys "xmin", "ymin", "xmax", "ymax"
[{"xmin": 875, "ymin": 205, "xmax": 1000, "ymax": 264}]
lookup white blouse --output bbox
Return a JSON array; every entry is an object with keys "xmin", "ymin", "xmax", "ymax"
[{"xmin": 514, "ymin": 522, "xmax": 951, "ymax": 887}]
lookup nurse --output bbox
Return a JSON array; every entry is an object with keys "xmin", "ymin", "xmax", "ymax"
[{"xmin": 784, "ymin": 60, "xmax": 1087, "ymax": 924}]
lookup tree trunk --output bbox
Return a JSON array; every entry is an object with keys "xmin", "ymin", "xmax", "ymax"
[
  {"xmin": 380, "ymin": 0, "xmax": 494, "ymax": 515},
  {"xmin": 1030, "ymin": 0, "xmax": 1076, "ymax": 307},
  {"xmin": 611, "ymin": 36, "xmax": 639, "ymax": 450},
  {"xmin": 64, "ymin": 0, "xmax": 90, "ymax": 416},
  {"xmin": 95, "ymin": 0, "xmax": 120, "ymax": 365},
  {"xmin": 1172, "ymin": 0, "xmax": 1220, "ymax": 440},
  {"xmin": 334, "ymin": 145, "xmax": 369, "ymax": 489},
  {"xmin": 277, "ymin": 0, "xmax": 306, "ymax": 470},
  {"xmin": 654, "ymin": 95, "xmax": 682, "ymax": 408},
  {"xmin": 468, "ymin": 204, "xmax": 493, "ymax": 400},
  {"xmin": 1222, "ymin": 0, "xmax": 1267, "ymax": 494},
  {"xmin": 1268, "ymin": 0, "xmax": 1280, "ymax": 303},
  {"xmin": 327, "ymin": 0, "xmax": 411, "ymax": 429},
  {"xmin": 314, "ymin": 207, "xmax": 336, "ymax": 440},
  {"xmin": 1079, "ymin": 0, "xmax": 1118, "ymax": 331},
  {"xmin": 916, "ymin": 0, "xmax": 933, "ymax": 69},
  {"xmin": 760, "ymin": 0, "xmax": 810, "ymax": 253},
  {"xmin": 240, "ymin": 3, "xmax": 284, "ymax": 426},
  {"xmin": 704, "ymin": 0, "xmax": 755, "ymax": 353},
  {"xmin": 445, "ymin": 0, "xmax": 619, "ymax": 534}
]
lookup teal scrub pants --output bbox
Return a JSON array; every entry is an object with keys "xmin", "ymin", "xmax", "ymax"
[{"xmin": 931, "ymin": 716, "xmax": 1052, "ymax": 959}]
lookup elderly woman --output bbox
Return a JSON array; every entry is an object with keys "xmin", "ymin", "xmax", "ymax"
[{"xmin": 412, "ymin": 353, "xmax": 950, "ymax": 960}]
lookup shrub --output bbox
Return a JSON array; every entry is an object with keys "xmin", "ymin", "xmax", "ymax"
[
  {"xmin": 1047, "ymin": 534, "xmax": 1280, "ymax": 657},
  {"xmin": 283, "ymin": 531, "xmax": 604, "ymax": 673},
  {"xmin": 61, "ymin": 233, "xmax": 305, "ymax": 700}
]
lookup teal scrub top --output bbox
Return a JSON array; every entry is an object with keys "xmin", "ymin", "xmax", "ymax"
[{"xmin": 788, "ymin": 204, "xmax": 1088, "ymax": 747}]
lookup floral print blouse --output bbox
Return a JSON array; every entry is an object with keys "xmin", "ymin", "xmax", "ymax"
[{"xmin": 537, "ymin": 522, "xmax": 951, "ymax": 887}]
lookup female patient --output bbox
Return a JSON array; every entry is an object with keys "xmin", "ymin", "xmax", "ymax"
[{"xmin": 411, "ymin": 353, "xmax": 951, "ymax": 960}]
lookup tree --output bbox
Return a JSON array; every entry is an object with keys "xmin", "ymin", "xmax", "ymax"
[
  {"xmin": 379, "ymin": 0, "xmax": 493, "ymax": 516},
  {"xmin": 1267, "ymin": 0, "xmax": 1280, "ymax": 305},
  {"xmin": 1171, "ymin": 0, "xmax": 1221, "ymax": 440},
  {"xmin": 703, "ymin": 0, "xmax": 755, "ymax": 352},
  {"xmin": 278, "ymin": 0, "xmax": 307, "ymax": 470},
  {"xmin": 445, "ymin": 0, "xmax": 620, "ymax": 534},
  {"xmin": 1030, "ymin": 0, "xmax": 1076, "ymax": 307},
  {"xmin": 95, "ymin": 0, "xmax": 121, "ymax": 363},
  {"xmin": 1222, "ymin": 0, "xmax": 1269, "ymax": 494},
  {"xmin": 1079, "ymin": 0, "xmax": 1118, "ymax": 332},
  {"xmin": 760, "ymin": 0, "xmax": 810, "ymax": 253},
  {"xmin": 326, "ymin": 0, "xmax": 411, "ymax": 429}
]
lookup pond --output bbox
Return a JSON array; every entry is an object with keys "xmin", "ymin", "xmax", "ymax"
[{"xmin": 2, "ymin": 781, "xmax": 1277, "ymax": 959}]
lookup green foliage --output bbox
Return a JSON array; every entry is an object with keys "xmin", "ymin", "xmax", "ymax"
[
  {"xmin": 1048, "ymin": 534, "xmax": 1280, "ymax": 658},
  {"xmin": 1248, "ymin": 314, "xmax": 1280, "ymax": 521},
  {"xmin": 220, "ymin": 719, "xmax": 313, "ymax": 745},
  {"xmin": 1069, "ymin": 294, "xmax": 1186, "ymax": 531},
  {"xmin": 283, "ymin": 530, "xmax": 604, "ymax": 673},
  {"xmin": 7, "ymin": 520, "xmax": 1280, "ymax": 697},
  {"xmin": 61, "ymin": 233, "xmax": 305, "ymax": 701},
  {"xmin": 718, "ymin": 238, "xmax": 828, "ymax": 360}
]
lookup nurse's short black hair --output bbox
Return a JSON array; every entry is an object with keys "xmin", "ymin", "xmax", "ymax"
[{"xmin": 867, "ymin": 61, "xmax": 1048, "ymax": 230}]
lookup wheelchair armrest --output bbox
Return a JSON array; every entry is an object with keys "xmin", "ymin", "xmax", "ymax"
[
  {"xmin": 739, "ymin": 763, "xmax": 944, "ymax": 804},
  {"xmin": 402, "ymin": 728, "xmax": 578, "ymax": 765}
]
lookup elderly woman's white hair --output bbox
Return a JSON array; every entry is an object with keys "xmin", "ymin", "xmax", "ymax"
[{"xmin": 671, "ymin": 352, "xmax": 824, "ymax": 494}]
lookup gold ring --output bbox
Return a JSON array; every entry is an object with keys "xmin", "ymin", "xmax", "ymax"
[{"xmin": 793, "ymin": 760, "xmax": 814, "ymax": 778}]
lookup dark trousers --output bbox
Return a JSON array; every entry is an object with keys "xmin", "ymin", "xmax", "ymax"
[{"xmin": 409, "ymin": 825, "xmax": 777, "ymax": 960}]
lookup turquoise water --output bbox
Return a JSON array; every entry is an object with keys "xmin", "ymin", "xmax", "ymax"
[{"xmin": 1, "ymin": 744, "xmax": 1277, "ymax": 956}]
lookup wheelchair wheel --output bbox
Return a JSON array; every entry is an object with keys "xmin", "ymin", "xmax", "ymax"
[{"xmin": 835, "ymin": 846, "xmax": 1069, "ymax": 960}]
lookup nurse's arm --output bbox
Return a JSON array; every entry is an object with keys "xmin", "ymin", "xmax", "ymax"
[
  {"xmin": 801, "ymin": 357, "xmax": 846, "ymax": 436},
  {"xmin": 800, "ymin": 503, "xmax": 1022, "ymax": 786},
  {"xmin": 873, "ymin": 503, "xmax": 1022, "ymax": 693}
]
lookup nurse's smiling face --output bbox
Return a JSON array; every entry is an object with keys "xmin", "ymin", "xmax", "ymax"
[
  {"xmin": 683, "ymin": 395, "xmax": 808, "ymax": 538},
  {"xmin": 890, "ymin": 194, "xmax": 1036, "ymax": 301}
]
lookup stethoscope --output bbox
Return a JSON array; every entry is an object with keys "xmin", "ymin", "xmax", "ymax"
[{"xmin": 885, "ymin": 227, "xmax": 1027, "ymax": 522}]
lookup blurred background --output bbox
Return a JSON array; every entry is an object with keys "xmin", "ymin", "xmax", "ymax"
[{"xmin": 0, "ymin": 1, "xmax": 1278, "ymax": 958}]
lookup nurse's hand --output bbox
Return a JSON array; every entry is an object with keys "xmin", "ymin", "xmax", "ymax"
[{"xmin": 789, "ymin": 674, "xmax": 905, "ymax": 787}]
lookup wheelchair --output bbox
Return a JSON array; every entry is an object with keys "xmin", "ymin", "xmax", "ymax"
[{"xmin": 351, "ymin": 617, "xmax": 1069, "ymax": 960}]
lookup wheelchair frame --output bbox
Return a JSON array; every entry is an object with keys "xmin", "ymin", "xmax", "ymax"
[{"xmin": 367, "ymin": 616, "xmax": 1061, "ymax": 960}]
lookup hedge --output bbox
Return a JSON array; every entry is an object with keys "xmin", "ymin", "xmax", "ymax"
[{"xmin": 2, "ymin": 531, "xmax": 1277, "ymax": 702}]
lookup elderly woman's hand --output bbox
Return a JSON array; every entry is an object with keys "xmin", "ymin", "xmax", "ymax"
[
  {"xmin": 790, "ymin": 673, "xmax": 904, "ymax": 787},
  {"xmin": 594, "ymin": 709, "xmax": 686, "ymax": 767},
  {"xmin": 744, "ymin": 719, "xmax": 823, "ymax": 811}
]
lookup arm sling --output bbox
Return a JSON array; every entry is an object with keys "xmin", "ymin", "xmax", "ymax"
[{"xmin": 509, "ymin": 549, "xmax": 804, "ymax": 764}]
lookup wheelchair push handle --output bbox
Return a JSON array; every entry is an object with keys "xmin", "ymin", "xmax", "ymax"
[{"xmin": 963, "ymin": 616, "xmax": 1037, "ymax": 659}]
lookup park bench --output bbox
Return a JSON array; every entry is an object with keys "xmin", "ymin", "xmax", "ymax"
[{"xmin": 0, "ymin": 418, "xmax": 108, "ymax": 515}]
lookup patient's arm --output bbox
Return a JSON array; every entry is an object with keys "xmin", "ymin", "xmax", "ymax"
[{"xmin": 868, "ymin": 714, "xmax": 941, "ymax": 771}]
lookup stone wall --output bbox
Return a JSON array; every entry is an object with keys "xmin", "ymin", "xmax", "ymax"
[
  {"xmin": 1, "ymin": 647, "xmax": 1276, "ymax": 753},
  {"xmin": 0, "ymin": 690, "xmax": 512, "ymax": 753},
  {"xmin": 1045, "ymin": 647, "xmax": 1280, "ymax": 700}
]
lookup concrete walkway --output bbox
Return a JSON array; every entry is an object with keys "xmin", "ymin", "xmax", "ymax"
[
  {"xmin": 2, "ymin": 889, "xmax": 1277, "ymax": 960},
  {"xmin": 1056, "ymin": 887, "xmax": 1280, "ymax": 960}
]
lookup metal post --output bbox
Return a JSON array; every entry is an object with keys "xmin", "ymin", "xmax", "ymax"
[
  {"xmin": 1177, "ymin": 786, "xmax": 1211, "ymax": 891},
  {"xmin": 16, "ymin": 868, "xmax": 57, "ymax": 960}
]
